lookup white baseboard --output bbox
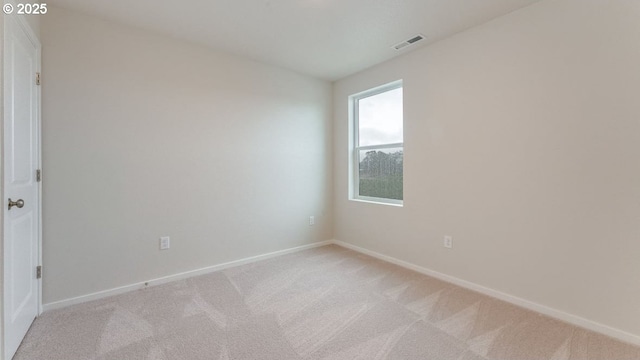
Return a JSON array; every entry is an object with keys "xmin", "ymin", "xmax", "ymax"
[
  {"xmin": 331, "ymin": 239, "xmax": 640, "ymax": 347},
  {"xmin": 42, "ymin": 238, "xmax": 640, "ymax": 347},
  {"xmin": 43, "ymin": 240, "xmax": 333, "ymax": 312}
]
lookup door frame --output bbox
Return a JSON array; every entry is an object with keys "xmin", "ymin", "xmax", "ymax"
[{"xmin": 2, "ymin": 12, "xmax": 43, "ymax": 358}]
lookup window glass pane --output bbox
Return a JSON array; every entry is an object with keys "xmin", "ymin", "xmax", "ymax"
[
  {"xmin": 358, "ymin": 87, "xmax": 403, "ymax": 146},
  {"xmin": 359, "ymin": 147, "xmax": 403, "ymax": 200}
]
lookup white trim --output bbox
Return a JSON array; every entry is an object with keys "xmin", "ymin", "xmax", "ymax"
[
  {"xmin": 43, "ymin": 240, "xmax": 333, "ymax": 312},
  {"xmin": 41, "ymin": 238, "xmax": 640, "ymax": 346},
  {"xmin": 349, "ymin": 80, "xmax": 404, "ymax": 206},
  {"xmin": 31, "ymin": 21, "xmax": 43, "ymax": 318},
  {"xmin": 357, "ymin": 143, "xmax": 404, "ymax": 151},
  {"xmin": 349, "ymin": 80, "xmax": 403, "ymax": 100},
  {"xmin": 331, "ymin": 240, "xmax": 640, "ymax": 347},
  {"xmin": 349, "ymin": 198, "xmax": 403, "ymax": 207}
]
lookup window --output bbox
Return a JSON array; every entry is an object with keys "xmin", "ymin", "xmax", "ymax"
[{"xmin": 350, "ymin": 81, "xmax": 403, "ymax": 205}]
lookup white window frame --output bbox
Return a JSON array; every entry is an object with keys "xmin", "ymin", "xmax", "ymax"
[{"xmin": 349, "ymin": 80, "xmax": 403, "ymax": 206}]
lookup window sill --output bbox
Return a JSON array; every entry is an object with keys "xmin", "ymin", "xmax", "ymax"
[{"xmin": 349, "ymin": 197, "xmax": 403, "ymax": 207}]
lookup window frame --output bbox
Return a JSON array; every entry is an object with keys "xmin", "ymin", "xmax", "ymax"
[{"xmin": 349, "ymin": 80, "xmax": 404, "ymax": 206}]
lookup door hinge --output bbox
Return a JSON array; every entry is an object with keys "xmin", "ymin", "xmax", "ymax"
[
  {"xmin": 35, "ymin": 72, "xmax": 40, "ymax": 86},
  {"xmin": 36, "ymin": 169, "xmax": 41, "ymax": 182},
  {"xmin": 36, "ymin": 265, "xmax": 42, "ymax": 279}
]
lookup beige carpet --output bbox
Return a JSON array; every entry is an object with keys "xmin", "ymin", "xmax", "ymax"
[{"xmin": 15, "ymin": 245, "xmax": 640, "ymax": 360}]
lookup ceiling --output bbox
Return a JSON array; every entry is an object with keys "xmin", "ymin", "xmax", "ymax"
[{"xmin": 48, "ymin": 0, "xmax": 542, "ymax": 81}]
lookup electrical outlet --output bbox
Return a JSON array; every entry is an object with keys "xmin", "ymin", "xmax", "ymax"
[
  {"xmin": 309, "ymin": 216, "xmax": 315, "ymax": 226},
  {"xmin": 444, "ymin": 236, "xmax": 453, "ymax": 249},
  {"xmin": 160, "ymin": 236, "xmax": 170, "ymax": 250}
]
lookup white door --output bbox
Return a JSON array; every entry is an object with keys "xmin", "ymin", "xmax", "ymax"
[{"xmin": 3, "ymin": 15, "xmax": 41, "ymax": 360}]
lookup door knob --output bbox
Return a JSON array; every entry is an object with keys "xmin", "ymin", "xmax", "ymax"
[{"xmin": 8, "ymin": 198, "xmax": 24, "ymax": 210}]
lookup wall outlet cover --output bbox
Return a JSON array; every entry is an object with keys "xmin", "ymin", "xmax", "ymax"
[
  {"xmin": 444, "ymin": 236, "xmax": 453, "ymax": 249},
  {"xmin": 160, "ymin": 236, "xmax": 170, "ymax": 250}
]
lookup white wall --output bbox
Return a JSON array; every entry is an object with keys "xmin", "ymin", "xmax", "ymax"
[
  {"xmin": 40, "ymin": 7, "xmax": 333, "ymax": 304},
  {"xmin": 334, "ymin": 0, "xmax": 640, "ymax": 338}
]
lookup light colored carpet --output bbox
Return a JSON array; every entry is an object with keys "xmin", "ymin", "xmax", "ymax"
[{"xmin": 15, "ymin": 245, "xmax": 640, "ymax": 360}]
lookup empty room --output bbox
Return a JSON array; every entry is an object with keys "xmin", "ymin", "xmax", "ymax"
[{"xmin": 2, "ymin": 0, "xmax": 640, "ymax": 359}]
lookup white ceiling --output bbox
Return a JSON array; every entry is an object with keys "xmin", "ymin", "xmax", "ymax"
[{"xmin": 48, "ymin": 0, "xmax": 542, "ymax": 81}]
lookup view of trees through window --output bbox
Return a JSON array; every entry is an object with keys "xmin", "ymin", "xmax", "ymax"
[
  {"xmin": 353, "ymin": 83, "xmax": 403, "ymax": 203},
  {"xmin": 359, "ymin": 148, "xmax": 403, "ymax": 200}
]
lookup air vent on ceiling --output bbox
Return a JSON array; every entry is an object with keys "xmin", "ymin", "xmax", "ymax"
[{"xmin": 393, "ymin": 34, "xmax": 425, "ymax": 51}]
